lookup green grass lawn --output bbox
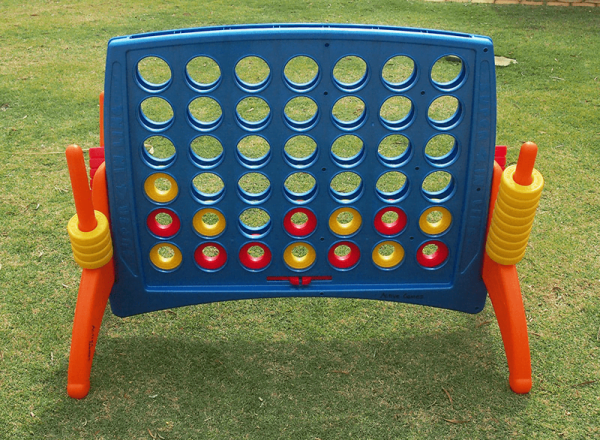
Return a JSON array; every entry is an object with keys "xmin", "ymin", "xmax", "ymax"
[{"xmin": 1, "ymin": 1, "xmax": 599, "ymax": 438}]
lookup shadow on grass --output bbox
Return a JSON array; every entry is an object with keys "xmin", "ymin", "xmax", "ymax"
[{"xmin": 34, "ymin": 322, "xmax": 528, "ymax": 438}]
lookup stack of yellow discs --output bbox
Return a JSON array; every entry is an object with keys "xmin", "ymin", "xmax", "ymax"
[
  {"xmin": 486, "ymin": 165, "xmax": 544, "ymax": 265},
  {"xmin": 67, "ymin": 211, "xmax": 113, "ymax": 269}
]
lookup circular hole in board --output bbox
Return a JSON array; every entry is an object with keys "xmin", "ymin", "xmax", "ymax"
[
  {"xmin": 428, "ymin": 96, "xmax": 462, "ymax": 129},
  {"xmin": 381, "ymin": 55, "xmax": 416, "ymax": 91},
  {"xmin": 284, "ymin": 96, "xmax": 319, "ymax": 131},
  {"xmin": 143, "ymin": 135, "xmax": 176, "ymax": 167},
  {"xmin": 139, "ymin": 97, "xmax": 174, "ymax": 130},
  {"xmin": 237, "ymin": 135, "xmax": 271, "ymax": 168},
  {"xmin": 331, "ymin": 135, "xmax": 365, "ymax": 168},
  {"xmin": 237, "ymin": 172, "xmax": 271, "ymax": 204},
  {"xmin": 283, "ymin": 172, "xmax": 317, "ymax": 205},
  {"xmin": 190, "ymin": 135, "xmax": 224, "ymax": 168},
  {"xmin": 422, "ymin": 171, "xmax": 455, "ymax": 203},
  {"xmin": 379, "ymin": 96, "xmax": 414, "ymax": 131},
  {"xmin": 284, "ymin": 56, "xmax": 320, "ymax": 92},
  {"xmin": 329, "ymin": 171, "xmax": 363, "ymax": 204},
  {"xmin": 235, "ymin": 56, "xmax": 271, "ymax": 92},
  {"xmin": 188, "ymin": 97, "xmax": 223, "ymax": 131},
  {"xmin": 192, "ymin": 172, "xmax": 225, "ymax": 204},
  {"xmin": 376, "ymin": 171, "xmax": 409, "ymax": 203},
  {"xmin": 377, "ymin": 134, "xmax": 411, "ymax": 168},
  {"xmin": 186, "ymin": 56, "xmax": 221, "ymax": 92},
  {"xmin": 236, "ymin": 97, "xmax": 271, "ymax": 131},
  {"xmin": 239, "ymin": 208, "xmax": 271, "ymax": 239},
  {"xmin": 431, "ymin": 55, "xmax": 466, "ymax": 91},
  {"xmin": 425, "ymin": 134, "xmax": 458, "ymax": 167},
  {"xmin": 284, "ymin": 135, "xmax": 318, "ymax": 168},
  {"xmin": 136, "ymin": 56, "xmax": 172, "ymax": 92},
  {"xmin": 331, "ymin": 96, "xmax": 366, "ymax": 131},
  {"xmin": 333, "ymin": 56, "xmax": 368, "ymax": 92}
]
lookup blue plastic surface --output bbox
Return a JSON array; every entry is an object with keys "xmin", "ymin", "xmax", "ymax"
[{"xmin": 103, "ymin": 24, "xmax": 496, "ymax": 317}]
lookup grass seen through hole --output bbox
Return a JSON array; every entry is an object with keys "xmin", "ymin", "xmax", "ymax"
[
  {"xmin": 239, "ymin": 208, "xmax": 270, "ymax": 228},
  {"xmin": 381, "ymin": 210, "xmax": 399, "ymax": 224},
  {"xmin": 422, "ymin": 243, "xmax": 439, "ymax": 255},
  {"xmin": 158, "ymin": 245, "xmax": 175, "ymax": 259},
  {"xmin": 202, "ymin": 245, "xmax": 220, "ymax": 257},
  {"xmin": 155, "ymin": 212, "xmax": 172, "ymax": 226},
  {"xmin": 378, "ymin": 243, "xmax": 394, "ymax": 256},
  {"xmin": 247, "ymin": 245, "xmax": 265, "ymax": 258},
  {"xmin": 334, "ymin": 244, "xmax": 351, "ymax": 256},
  {"xmin": 291, "ymin": 211, "xmax": 308, "ymax": 225}
]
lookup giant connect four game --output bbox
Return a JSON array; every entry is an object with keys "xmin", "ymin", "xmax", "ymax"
[{"xmin": 64, "ymin": 24, "xmax": 544, "ymax": 398}]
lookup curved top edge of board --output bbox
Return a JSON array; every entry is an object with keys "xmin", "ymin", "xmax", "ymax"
[{"xmin": 108, "ymin": 23, "xmax": 493, "ymax": 48}]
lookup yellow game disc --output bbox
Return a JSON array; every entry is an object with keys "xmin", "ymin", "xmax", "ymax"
[
  {"xmin": 193, "ymin": 208, "xmax": 226, "ymax": 237},
  {"xmin": 501, "ymin": 165, "xmax": 544, "ymax": 200},
  {"xmin": 329, "ymin": 207, "xmax": 362, "ymax": 236},
  {"xmin": 372, "ymin": 241, "xmax": 404, "ymax": 269},
  {"xmin": 419, "ymin": 207, "xmax": 452, "ymax": 236},
  {"xmin": 283, "ymin": 242, "xmax": 316, "ymax": 270},
  {"xmin": 144, "ymin": 173, "xmax": 178, "ymax": 203},
  {"xmin": 149, "ymin": 243, "xmax": 182, "ymax": 271}
]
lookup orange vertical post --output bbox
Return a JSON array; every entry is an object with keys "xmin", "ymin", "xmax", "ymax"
[
  {"xmin": 99, "ymin": 92, "xmax": 105, "ymax": 148},
  {"xmin": 66, "ymin": 145, "xmax": 97, "ymax": 232}
]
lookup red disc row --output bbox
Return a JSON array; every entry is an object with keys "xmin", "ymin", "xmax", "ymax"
[
  {"xmin": 148, "ymin": 206, "xmax": 409, "ymax": 240},
  {"xmin": 189, "ymin": 239, "xmax": 449, "ymax": 272}
]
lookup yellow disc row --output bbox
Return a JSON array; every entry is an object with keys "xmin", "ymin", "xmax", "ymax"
[{"xmin": 149, "ymin": 240, "xmax": 410, "ymax": 271}]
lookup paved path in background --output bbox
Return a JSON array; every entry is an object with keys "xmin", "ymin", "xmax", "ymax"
[{"xmin": 425, "ymin": 0, "xmax": 597, "ymax": 7}]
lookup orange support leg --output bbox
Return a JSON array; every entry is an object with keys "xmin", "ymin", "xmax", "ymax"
[
  {"xmin": 481, "ymin": 143, "xmax": 542, "ymax": 394},
  {"xmin": 67, "ymin": 263, "xmax": 115, "ymax": 399},
  {"xmin": 66, "ymin": 145, "xmax": 114, "ymax": 399},
  {"xmin": 482, "ymin": 254, "xmax": 532, "ymax": 394}
]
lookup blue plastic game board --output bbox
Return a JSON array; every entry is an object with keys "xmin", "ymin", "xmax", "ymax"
[{"xmin": 103, "ymin": 24, "xmax": 497, "ymax": 317}]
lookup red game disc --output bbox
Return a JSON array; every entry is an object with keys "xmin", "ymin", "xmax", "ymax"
[
  {"xmin": 147, "ymin": 208, "xmax": 181, "ymax": 238},
  {"xmin": 283, "ymin": 207, "xmax": 317, "ymax": 237},
  {"xmin": 416, "ymin": 240, "xmax": 449, "ymax": 268},
  {"xmin": 328, "ymin": 241, "xmax": 360, "ymax": 270},
  {"xmin": 373, "ymin": 207, "xmax": 407, "ymax": 236},
  {"xmin": 194, "ymin": 242, "xmax": 227, "ymax": 270},
  {"xmin": 239, "ymin": 242, "xmax": 272, "ymax": 271}
]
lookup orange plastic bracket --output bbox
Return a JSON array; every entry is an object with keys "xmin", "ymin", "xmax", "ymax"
[
  {"xmin": 66, "ymin": 146, "xmax": 114, "ymax": 399},
  {"xmin": 482, "ymin": 154, "xmax": 532, "ymax": 394}
]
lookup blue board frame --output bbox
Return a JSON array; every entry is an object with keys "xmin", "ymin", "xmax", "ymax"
[{"xmin": 104, "ymin": 24, "xmax": 496, "ymax": 317}]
